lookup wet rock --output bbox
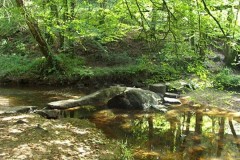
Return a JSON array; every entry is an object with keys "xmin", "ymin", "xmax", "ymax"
[
  {"xmin": 0, "ymin": 106, "xmax": 37, "ymax": 114},
  {"xmin": 149, "ymin": 83, "xmax": 166, "ymax": 95},
  {"xmin": 107, "ymin": 88, "xmax": 164, "ymax": 111},
  {"xmin": 48, "ymin": 86, "xmax": 127, "ymax": 109},
  {"xmin": 48, "ymin": 86, "xmax": 165, "ymax": 111},
  {"xmin": 34, "ymin": 109, "xmax": 61, "ymax": 119}
]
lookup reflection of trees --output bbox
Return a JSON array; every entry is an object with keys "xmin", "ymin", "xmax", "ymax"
[
  {"xmin": 90, "ymin": 108, "xmax": 240, "ymax": 159},
  {"xmin": 188, "ymin": 110, "xmax": 204, "ymax": 160},
  {"xmin": 217, "ymin": 117, "xmax": 225, "ymax": 157},
  {"xmin": 147, "ymin": 116, "xmax": 153, "ymax": 150},
  {"xmin": 195, "ymin": 110, "xmax": 203, "ymax": 135},
  {"xmin": 228, "ymin": 117, "xmax": 240, "ymax": 152}
]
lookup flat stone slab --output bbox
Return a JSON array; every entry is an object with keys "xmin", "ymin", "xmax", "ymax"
[
  {"xmin": 164, "ymin": 92, "xmax": 180, "ymax": 98},
  {"xmin": 164, "ymin": 97, "xmax": 181, "ymax": 105}
]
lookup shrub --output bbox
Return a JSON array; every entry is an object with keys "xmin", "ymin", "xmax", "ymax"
[{"xmin": 214, "ymin": 68, "xmax": 240, "ymax": 89}]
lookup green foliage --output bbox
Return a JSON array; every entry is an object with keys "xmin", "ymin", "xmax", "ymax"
[
  {"xmin": 214, "ymin": 68, "xmax": 240, "ymax": 89},
  {"xmin": 187, "ymin": 62, "xmax": 209, "ymax": 80},
  {"xmin": 102, "ymin": 52, "xmax": 133, "ymax": 66},
  {"xmin": 118, "ymin": 140, "xmax": 134, "ymax": 160},
  {"xmin": 186, "ymin": 88, "xmax": 234, "ymax": 109},
  {"xmin": 1, "ymin": 0, "xmax": 240, "ymax": 86},
  {"xmin": 0, "ymin": 54, "xmax": 32, "ymax": 78}
]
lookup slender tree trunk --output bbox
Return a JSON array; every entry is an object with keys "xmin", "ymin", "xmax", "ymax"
[
  {"xmin": 150, "ymin": 3, "xmax": 157, "ymax": 40},
  {"xmin": 70, "ymin": 0, "xmax": 75, "ymax": 19},
  {"xmin": 69, "ymin": 0, "xmax": 76, "ymax": 53},
  {"xmin": 59, "ymin": 0, "xmax": 69, "ymax": 49},
  {"xmin": 15, "ymin": 0, "xmax": 55, "ymax": 67}
]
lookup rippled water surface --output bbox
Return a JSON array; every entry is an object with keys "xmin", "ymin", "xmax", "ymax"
[{"xmin": 1, "ymin": 87, "xmax": 240, "ymax": 159}]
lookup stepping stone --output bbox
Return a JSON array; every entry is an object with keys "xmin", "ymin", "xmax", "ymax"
[
  {"xmin": 149, "ymin": 83, "xmax": 166, "ymax": 95},
  {"xmin": 164, "ymin": 92, "xmax": 180, "ymax": 98},
  {"xmin": 164, "ymin": 97, "xmax": 181, "ymax": 105}
]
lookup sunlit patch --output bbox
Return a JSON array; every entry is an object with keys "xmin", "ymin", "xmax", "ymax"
[
  {"xmin": 51, "ymin": 140, "xmax": 73, "ymax": 146},
  {"xmin": 8, "ymin": 128, "xmax": 23, "ymax": 133},
  {"xmin": 1, "ymin": 114, "xmax": 34, "ymax": 121},
  {"xmin": 71, "ymin": 128, "xmax": 89, "ymax": 134},
  {"xmin": 133, "ymin": 149, "xmax": 160, "ymax": 159},
  {"xmin": 0, "ymin": 96, "xmax": 10, "ymax": 106},
  {"xmin": 53, "ymin": 124, "xmax": 66, "ymax": 129},
  {"xmin": 11, "ymin": 144, "xmax": 33, "ymax": 158}
]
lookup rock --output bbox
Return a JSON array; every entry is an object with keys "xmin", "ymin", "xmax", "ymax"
[
  {"xmin": 107, "ymin": 88, "xmax": 164, "ymax": 110},
  {"xmin": 0, "ymin": 106, "xmax": 37, "ymax": 114},
  {"xmin": 34, "ymin": 109, "xmax": 61, "ymax": 119},
  {"xmin": 164, "ymin": 92, "xmax": 180, "ymax": 98},
  {"xmin": 48, "ymin": 86, "xmax": 127, "ymax": 109},
  {"xmin": 149, "ymin": 83, "xmax": 166, "ymax": 95},
  {"xmin": 48, "ymin": 86, "xmax": 165, "ymax": 111},
  {"xmin": 166, "ymin": 80, "xmax": 192, "ymax": 93},
  {"xmin": 164, "ymin": 97, "xmax": 181, "ymax": 105}
]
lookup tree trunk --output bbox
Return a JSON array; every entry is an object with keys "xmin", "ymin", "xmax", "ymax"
[{"xmin": 15, "ymin": 0, "xmax": 55, "ymax": 67}]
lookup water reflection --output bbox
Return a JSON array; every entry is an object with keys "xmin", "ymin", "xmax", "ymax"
[
  {"xmin": 1, "ymin": 87, "xmax": 240, "ymax": 159},
  {"xmin": 85, "ymin": 106, "xmax": 240, "ymax": 160}
]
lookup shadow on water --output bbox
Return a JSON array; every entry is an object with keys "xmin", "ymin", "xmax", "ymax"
[{"xmin": 1, "ymin": 87, "xmax": 240, "ymax": 159}]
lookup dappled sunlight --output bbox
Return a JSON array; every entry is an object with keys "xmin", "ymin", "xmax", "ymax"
[
  {"xmin": 52, "ymin": 123, "xmax": 90, "ymax": 134},
  {"xmin": 0, "ymin": 113, "xmax": 119, "ymax": 160},
  {"xmin": 133, "ymin": 149, "xmax": 160, "ymax": 159},
  {"xmin": 1, "ymin": 114, "xmax": 34, "ymax": 121},
  {"xmin": 0, "ymin": 96, "xmax": 10, "ymax": 106},
  {"xmin": 50, "ymin": 140, "xmax": 74, "ymax": 146}
]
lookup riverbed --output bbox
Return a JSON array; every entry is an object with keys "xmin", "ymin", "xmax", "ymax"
[{"xmin": 0, "ymin": 86, "xmax": 240, "ymax": 159}]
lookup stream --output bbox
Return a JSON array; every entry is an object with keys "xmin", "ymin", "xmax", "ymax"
[{"xmin": 0, "ymin": 86, "xmax": 240, "ymax": 159}]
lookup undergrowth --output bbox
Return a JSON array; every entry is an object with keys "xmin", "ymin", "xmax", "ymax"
[
  {"xmin": 0, "ymin": 52, "xmax": 199, "ymax": 85},
  {"xmin": 213, "ymin": 67, "xmax": 240, "ymax": 89}
]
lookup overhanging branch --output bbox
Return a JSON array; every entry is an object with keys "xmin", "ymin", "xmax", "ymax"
[{"xmin": 201, "ymin": 0, "xmax": 226, "ymax": 38}]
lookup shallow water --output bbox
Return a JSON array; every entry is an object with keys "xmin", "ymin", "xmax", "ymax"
[
  {"xmin": 0, "ymin": 86, "xmax": 83, "ymax": 108},
  {"xmin": 89, "ymin": 107, "xmax": 240, "ymax": 160},
  {"xmin": 0, "ymin": 87, "xmax": 240, "ymax": 159}
]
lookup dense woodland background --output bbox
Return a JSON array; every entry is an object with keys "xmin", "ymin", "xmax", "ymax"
[{"xmin": 1, "ymin": 0, "xmax": 240, "ymax": 88}]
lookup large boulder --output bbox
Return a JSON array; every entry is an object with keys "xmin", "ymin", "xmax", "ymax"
[
  {"xmin": 48, "ymin": 86, "xmax": 166, "ymax": 111},
  {"xmin": 107, "ymin": 88, "xmax": 165, "ymax": 110}
]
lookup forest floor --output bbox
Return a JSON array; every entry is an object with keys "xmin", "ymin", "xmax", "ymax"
[{"xmin": 0, "ymin": 113, "xmax": 122, "ymax": 160}]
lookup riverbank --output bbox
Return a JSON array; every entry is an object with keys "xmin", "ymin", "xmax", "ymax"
[{"xmin": 0, "ymin": 113, "xmax": 123, "ymax": 160}]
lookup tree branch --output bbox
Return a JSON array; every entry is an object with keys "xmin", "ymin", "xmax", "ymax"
[{"xmin": 201, "ymin": 0, "xmax": 226, "ymax": 37}]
